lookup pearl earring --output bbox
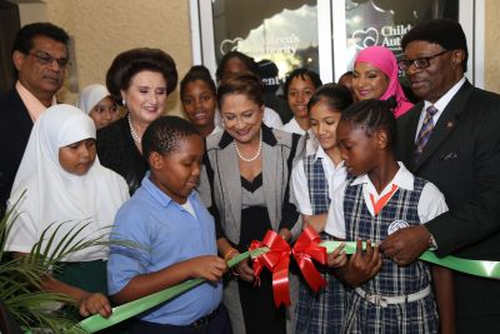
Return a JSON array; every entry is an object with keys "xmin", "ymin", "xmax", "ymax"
[{"xmin": 122, "ymin": 98, "xmax": 126, "ymax": 106}]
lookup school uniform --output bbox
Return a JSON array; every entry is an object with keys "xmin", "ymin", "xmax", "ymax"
[
  {"xmin": 291, "ymin": 145, "xmax": 348, "ymax": 334},
  {"xmin": 107, "ymin": 173, "xmax": 229, "ymax": 334},
  {"xmin": 326, "ymin": 162, "xmax": 447, "ymax": 333},
  {"xmin": 280, "ymin": 118, "xmax": 318, "ymax": 156}
]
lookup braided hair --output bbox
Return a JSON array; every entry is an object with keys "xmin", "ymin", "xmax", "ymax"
[{"xmin": 340, "ymin": 98, "xmax": 397, "ymax": 149}]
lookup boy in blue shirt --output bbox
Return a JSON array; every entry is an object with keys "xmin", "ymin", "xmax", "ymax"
[{"xmin": 107, "ymin": 116, "xmax": 231, "ymax": 334}]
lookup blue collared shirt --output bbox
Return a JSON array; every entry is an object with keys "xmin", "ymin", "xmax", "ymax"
[{"xmin": 107, "ymin": 172, "xmax": 222, "ymax": 325}]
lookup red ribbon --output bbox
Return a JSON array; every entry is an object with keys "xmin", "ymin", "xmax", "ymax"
[
  {"xmin": 292, "ymin": 226, "xmax": 327, "ymax": 292},
  {"xmin": 249, "ymin": 230, "xmax": 291, "ymax": 307}
]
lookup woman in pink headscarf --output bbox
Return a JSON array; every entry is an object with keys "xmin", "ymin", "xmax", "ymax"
[{"xmin": 352, "ymin": 46, "xmax": 413, "ymax": 117}]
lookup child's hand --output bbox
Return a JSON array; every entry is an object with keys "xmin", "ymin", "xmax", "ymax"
[
  {"xmin": 327, "ymin": 242, "xmax": 347, "ymax": 268},
  {"xmin": 191, "ymin": 255, "xmax": 227, "ymax": 282},
  {"xmin": 342, "ymin": 240, "xmax": 382, "ymax": 287},
  {"xmin": 235, "ymin": 258, "xmax": 255, "ymax": 282},
  {"xmin": 79, "ymin": 292, "xmax": 112, "ymax": 318}
]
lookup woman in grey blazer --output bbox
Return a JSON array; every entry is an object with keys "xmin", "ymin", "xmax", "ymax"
[{"xmin": 198, "ymin": 74, "xmax": 305, "ymax": 334}]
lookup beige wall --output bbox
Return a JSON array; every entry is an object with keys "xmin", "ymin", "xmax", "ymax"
[
  {"xmin": 485, "ymin": 0, "xmax": 500, "ymax": 93},
  {"xmin": 43, "ymin": 0, "xmax": 192, "ymax": 117}
]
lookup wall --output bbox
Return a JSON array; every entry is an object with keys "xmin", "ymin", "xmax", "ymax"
[
  {"xmin": 485, "ymin": 0, "xmax": 500, "ymax": 93},
  {"xmin": 44, "ymin": 0, "xmax": 192, "ymax": 117}
]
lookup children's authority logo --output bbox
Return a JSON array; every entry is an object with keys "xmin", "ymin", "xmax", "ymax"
[{"xmin": 387, "ymin": 220, "xmax": 410, "ymax": 235}]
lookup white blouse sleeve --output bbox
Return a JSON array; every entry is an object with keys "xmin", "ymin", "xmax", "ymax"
[
  {"xmin": 291, "ymin": 159, "xmax": 313, "ymax": 215},
  {"xmin": 324, "ymin": 181, "xmax": 347, "ymax": 239},
  {"xmin": 418, "ymin": 181, "xmax": 449, "ymax": 224}
]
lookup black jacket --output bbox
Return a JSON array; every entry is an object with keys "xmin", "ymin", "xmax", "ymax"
[
  {"xmin": 396, "ymin": 80, "xmax": 500, "ymax": 326},
  {"xmin": 0, "ymin": 88, "xmax": 33, "ymax": 217}
]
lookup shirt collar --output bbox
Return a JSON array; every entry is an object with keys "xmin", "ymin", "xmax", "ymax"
[
  {"xmin": 424, "ymin": 76, "xmax": 466, "ymax": 113},
  {"xmin": 313, "ymin": 145, "xmax": 345, "ymax": 168},
  {"xmin": 16, "ymin": 80, "xmax": 56, "ymax": 122},
  {"xmin": 288, "ymin": 118, "xmax": 305, "ymax": 134},
  {"xmin": 313, "ymin": 145, "xmax": 328, "ymax": 161},
  {"xmin": 349, "ymin": 161, "xmax": 414, "ymax": 191},
  {"xmin": 142, "ymin": 171, "xmax": 196, "ymax": 207},
  {"xmin": 218, "ymin": 124, "xmax": 277, "ymax": 149}
]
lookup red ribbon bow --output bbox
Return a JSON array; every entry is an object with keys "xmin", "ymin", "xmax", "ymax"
[
  {"xmin": 249, "ymin": 230, "xmax": 291, "ymax": 307},
  {"xmin": 292, "ymin": 226, "xmax": 327, "ymax": 292}
]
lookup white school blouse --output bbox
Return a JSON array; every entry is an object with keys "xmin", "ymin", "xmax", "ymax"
[
  {"xmin": 291, "ymin": 145, "xmax": 347, "ymax": 216},
  {"xmin": 325, "ymin": 162, "xmax": 448, "ymax": 239}
]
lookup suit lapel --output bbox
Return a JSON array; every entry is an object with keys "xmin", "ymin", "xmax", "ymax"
[
  {"xmin": 414, "ymin": 81, "xmax": 474, "ymax": 171},
  {"xmin": 11, "ymin": 89, "xmax": 33, "ymax": 133},
  {"xmin": 262, "ymin": 141, "xmax": 278, "ymax": 230},
  {"xmin": 218, "ymin": 140, "xmax": 242, "ymax": 237},
  {"xmin": 400, "ymin": 103, "xmax": 422, "ymax": 171}
]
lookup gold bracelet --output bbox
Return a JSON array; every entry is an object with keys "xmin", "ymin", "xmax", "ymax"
[{"xmin": 224, "ymin": 248, "xmax": 239, "ymax": 262}]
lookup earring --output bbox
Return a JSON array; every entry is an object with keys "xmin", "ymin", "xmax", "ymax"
[{"xmin": 122, "ymin": 98, "xmax": 126, "ymax": 106}]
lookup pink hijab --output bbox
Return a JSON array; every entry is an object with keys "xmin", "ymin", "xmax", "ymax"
[{"xmin": 355, "ymin": 46, "xmax": 413, "ymax": 118}]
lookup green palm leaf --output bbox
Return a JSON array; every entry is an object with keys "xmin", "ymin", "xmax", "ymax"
[{"xmin": 0, "ymin": 193, "xmax": 136, "ymax": 333}]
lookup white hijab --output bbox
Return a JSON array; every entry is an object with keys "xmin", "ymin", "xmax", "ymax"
[
  {"xmin": 6, "ymin": 104, "xmax": 129, "ymax": 262},
  {"xmin": 76, "ymin": 84, "xmax": 110, "ymax": 114}
]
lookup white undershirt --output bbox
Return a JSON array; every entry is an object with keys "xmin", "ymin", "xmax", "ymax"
[{"xmin": 181, "ymin": 198, "xmax": 197, "ymax": 218}]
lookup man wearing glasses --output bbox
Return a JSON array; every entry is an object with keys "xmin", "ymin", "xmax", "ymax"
[
  {"xmin": 380, "ymin": 19, "xmax": 500, "ymax": 332},
  {"xmin": 0, "ymin": 22, "xmax": 69, "ymax": 217}
]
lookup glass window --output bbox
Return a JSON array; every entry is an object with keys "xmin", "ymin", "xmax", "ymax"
[
  {"xmin": 193, "ymin": 0, "xmax": 482, "ymax": 87},
  {"xmin": 209, "ymin": 0, "xmax": 318, "ymax": 79},
  {"xmin": 342, "ymin": 0, "xmax": 458, "ymax": 70}
]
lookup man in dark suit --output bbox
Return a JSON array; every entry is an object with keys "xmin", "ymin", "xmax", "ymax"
[
  {"xmin": 381, "ymin": 19, "xmax": 500, "ymax": 332},
  {"xmin": 0, "ymin": 23, "xmax": 69, "ymax": 217}
]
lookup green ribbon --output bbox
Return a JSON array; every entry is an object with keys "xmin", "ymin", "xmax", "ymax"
[
  {"xmin": 320, "ymin": 241, "xmax": 500, "ymax": 279},
  {"xmin": 67, "ymin": 241, "xmax": 500, "ymax": 333},
  {"xmin": 74, "ymin": 247, "xmax": 269, "ymax": 333}
]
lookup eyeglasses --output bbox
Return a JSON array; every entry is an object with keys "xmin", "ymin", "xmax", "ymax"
[
  {"xmin": 29, "ymin": 51, "xmax": 69, "ymax": 68},
  {"xmin": 398, "ymin": 50, "xmax": 450, "ymax": 71}
]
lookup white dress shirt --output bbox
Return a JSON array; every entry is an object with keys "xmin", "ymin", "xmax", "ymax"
[{"xmin": 415, "ymin": 77, "xmax": 466, "ymax": 140}]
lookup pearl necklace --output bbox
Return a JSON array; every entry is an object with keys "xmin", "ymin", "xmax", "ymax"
[
  {"xmin": 128, "ymin": 114, "xmax": 142, "ymax": 144},
  {"xmin": 234, "ymin": 132, "xmax": 262, "ymax": 162}
]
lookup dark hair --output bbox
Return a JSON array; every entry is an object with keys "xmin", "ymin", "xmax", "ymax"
[
  {"xmin": 341, "ymin": 99, "xmax": 397, "ymax": 149},
  {"xmin": 142, "ymin": 116, "xmax": 201, "ymax": 161},
  {"xmin": 106, "ymin": 48, "xmax": 178, "ymax": 104},
  {"xmin": 217, "ymin": 73, "xmax": 264, "ymax": 107},
  {"xmin": 12, "ymin": 22, "xmax": 69, "ymax": 56},
  {"xmin": 401, "ymin": 18, "xmax": 468, "ymax": 72},
  {"xmin": 338, "ymin": 71, "xmax": 353, "ymax": 82},
  {"xmin": 216, "ymin": 51, "xmax": 259, "ymax": 82},
  {"xmin": 308, "ymin": 83, "xmax": 353, "ymax": 113},
  {"xmin": 284, "ymin": 68, "xmax": 323, "ymax": 97},
  {"xmin": 180, "ymin": 65, "xmax": 216, "ymax": 100}
]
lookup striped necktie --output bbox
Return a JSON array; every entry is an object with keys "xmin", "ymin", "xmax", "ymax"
[{"xmin": 414, "ymin": 105, "xmax": 439, "ymax": 161}]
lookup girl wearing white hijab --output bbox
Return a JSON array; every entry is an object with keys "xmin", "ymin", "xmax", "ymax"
[
  {"xmin": 76, "ymin": 84, "xmax": 119, "ymax": 129},
  {"xmin": 6, "ymin": 104, "xmax": 129, "ymax": 318}
]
